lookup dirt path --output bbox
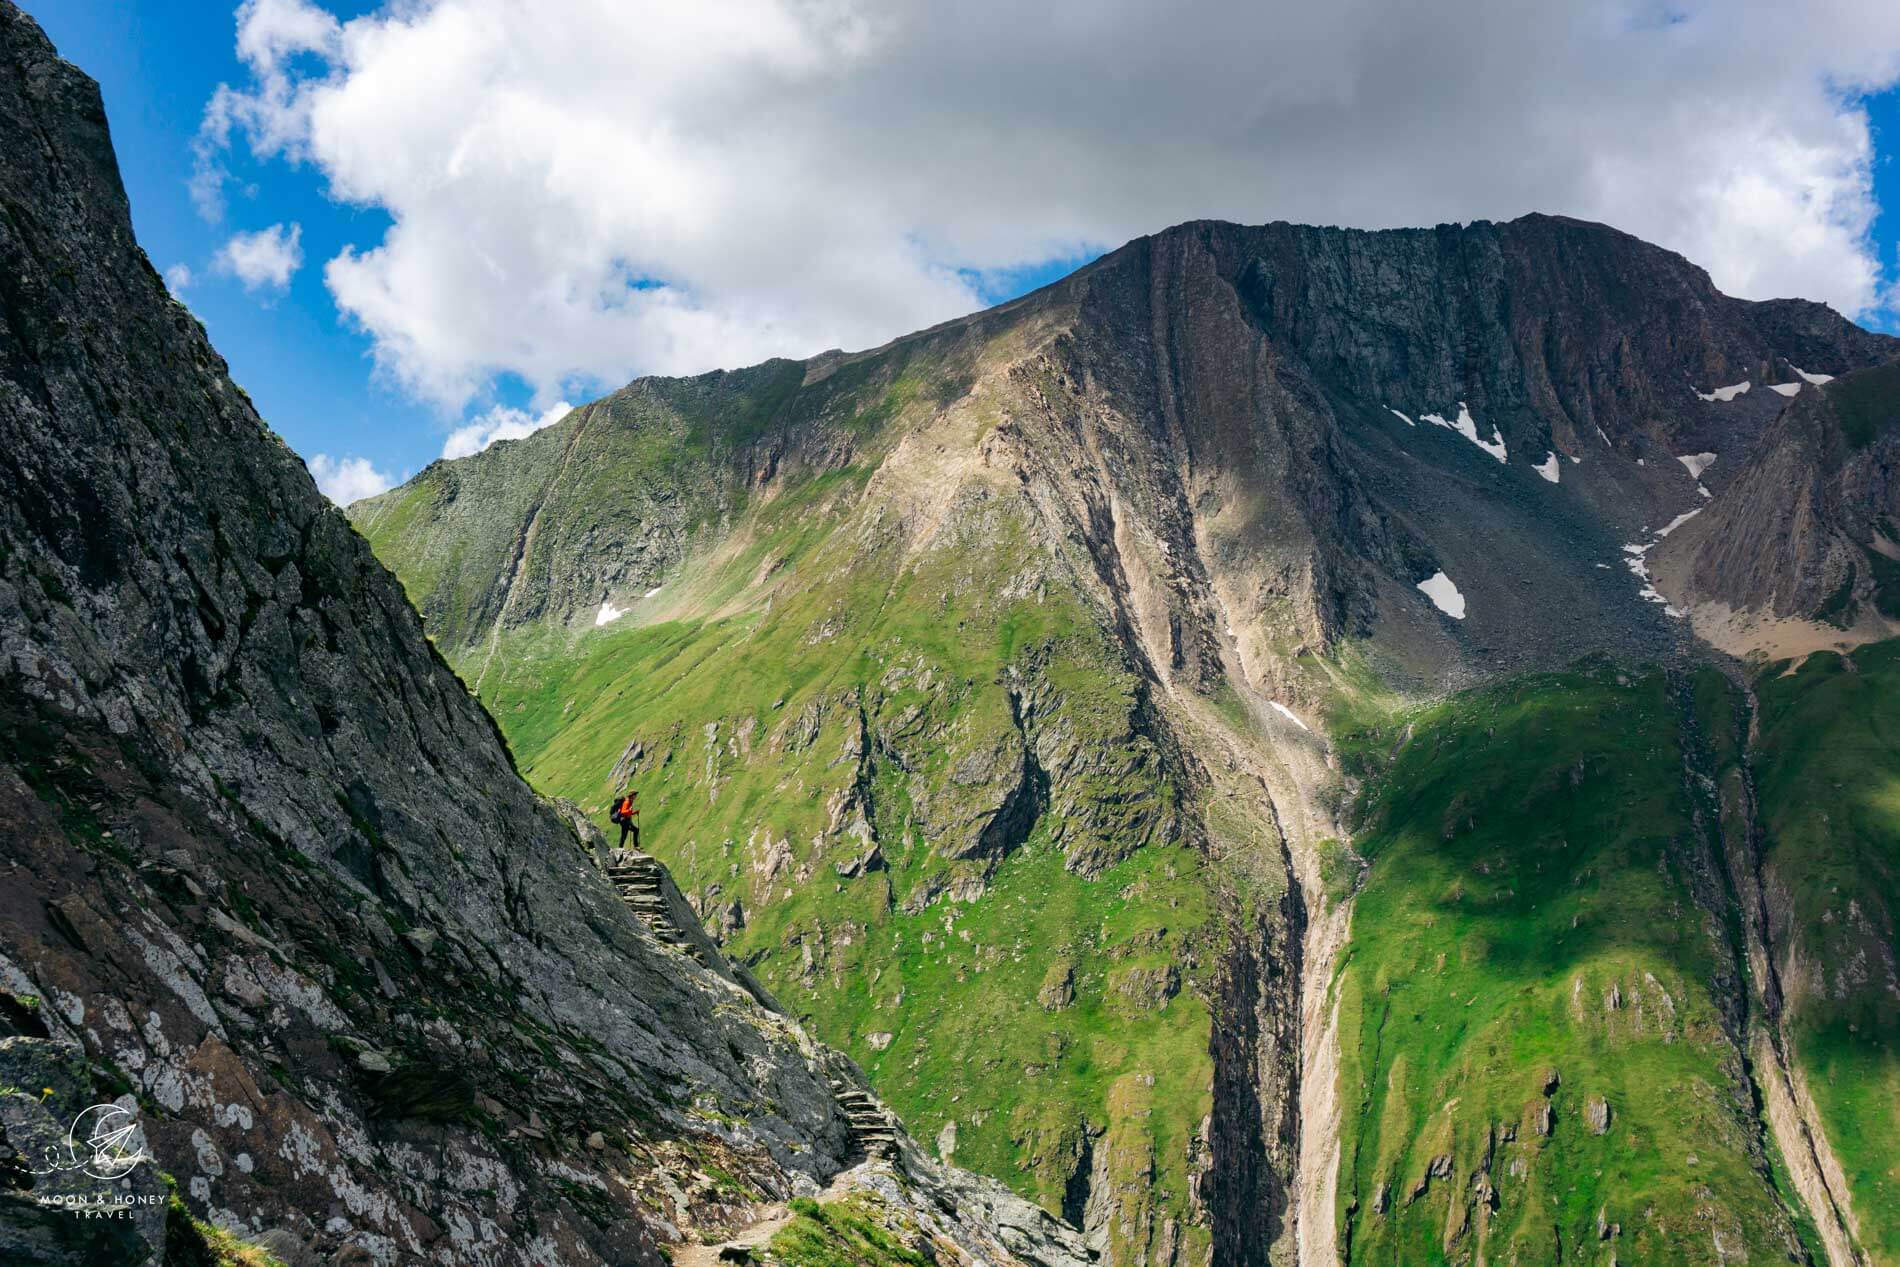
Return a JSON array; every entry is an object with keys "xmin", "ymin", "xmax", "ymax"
[{"xmin": 671, "ymin": 1170, "xmax": 862, "ymax": 1266}]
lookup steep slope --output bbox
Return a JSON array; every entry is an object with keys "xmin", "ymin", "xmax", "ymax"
[
  {"xmin": 358, "ymin": 207, "xmax": 1900, "ymax": 1265},
  {"xmin": 0, "ymin": 8, "xmax": 1088, "ymax": 1266},
  {"xmin": 1744, "ymin": 645, "xmax": 1900, "ymax": 1263},
  {"xmin": 1330, "ymin": 666, "xmax": 1822, "ymax": 1263},
  {"xmin": 1653, "ymin": 360, "xmax": 1900, "ymax": 659}
]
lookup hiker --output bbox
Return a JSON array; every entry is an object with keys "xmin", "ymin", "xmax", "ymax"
[{"xmin": 610, "ymin": 789, "xmax": 640, "ymax": 849}]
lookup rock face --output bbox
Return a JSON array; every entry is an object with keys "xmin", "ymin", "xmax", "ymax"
[
  {"xmin": 0, "ymin": 7, "xmax": 1089, "ymax": 1266},
  {"xmin": 1654, "ymin": 359, "xmax": 1900, "ymax": 655}
]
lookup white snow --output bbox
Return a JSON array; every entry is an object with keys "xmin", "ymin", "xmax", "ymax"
[
  {"xmin": 1695, "ymin": 381, "xmax": 1750, "ymax": 403},
  {"xmin": 595, "ymin": 601, "xmax": 627, "ymax": 626},
  {"xmin": 1596, "ymin": 425, "xmax": 1613, "ymax": 446},
  {"xmin": 1417, "ymin": 571, "xmax": 1467, "ymax": 620},
  {"xmin": 1792, "ymin": 365, "xmax": 1834, "ymax": 384},
  {"xmin": 1676, "ymin": 452, "xmax": 1717, "ymax": 480},
  {"xmin": 644, "ymin": 585, "xmax": 663, "ymax": 598},
  {"xmin": 1388, "ymin": 408, "xmax": 1416, "ymax": 427},
  {"xmin": 1532, "ymin": 451, "xmax": 1561, "ymax": 483},
  {"xmin": 1269, "ymin": 701, "xmax": 1311, "ymax": 732},
  {"xmin": 1621, "ymin": 542, "xmax": 1670, "ymax": 608},
  {"xmin": 1655, "ymin": 507, "xmax": 1702, "ymax": 538},
  {"xmin": 1697, "ymin": 484, "xmax": 1712, "ymax": 500},
  {"xmin": 1419, "ymin": 402, "xmax": 1508, "ymax": 463},
  {"xmin": 1616, "ymin": 509, "xmax": 1699, "ymax": 619},
  {"xmin": 1768, "ymin": 382, "xmax": 1801, "ymax": 397}
]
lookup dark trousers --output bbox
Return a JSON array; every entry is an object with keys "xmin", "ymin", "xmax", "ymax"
[{"xmin": 618, "ymin": 819, "xmax": 638, "ymax": 849}]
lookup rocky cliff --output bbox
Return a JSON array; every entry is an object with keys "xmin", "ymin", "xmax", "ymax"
[
  {"xmin": 0, "ymin": 7, "xmax": 1091, "ymax": 1265},
  {"xmin": 1653, "ymin": 359, "xmax": 1900, "ymax": 657}
]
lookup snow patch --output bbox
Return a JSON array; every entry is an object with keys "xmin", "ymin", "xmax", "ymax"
[
  {"xmin": 1269, "ymin": 701, "xmax": 1311, "ymax": 732},
  {"xmin": 595, "ymin": 601, "xmax": 627, "ymax": 626},
  {"xmin": 1676, "ymin": 452, "xmax": 1716, "ymax": 480},
  {"xmin": 1697, "ymin": 484, "xmax": 1712, "ymax": 500},
  {"xmin": 1621, "ymin": 542, "xmax": 1671, "ymax": 608},
  {"xmin": 1417, "ymin": 571, "xmax": 1466, "ymax": 620},
  {"xmin": 1388, "ymin": 408, "xmax": 1415, "ymax": 427},
  {"xmin": 1792, "ymin": 365, "xmax": 1834, "ymax": 384},
  {"xmin": 1532, "ymin": 451, "xmax": 1561, "ymax": 483},
  {"xmin": 1419, "ymin": 402, "xmax": 1507, "ymax": 463},
  {"xmin": 1618, "ymin": 509, "xmax": 1698, "ymax": 618},
  {"xmin": 643, "ymin": 585, "xmax": 663, "ymax": 599},
  {"xmin": 1655, "ymin": 508, "xmax": 1702, "ymax": 538},
  {"xmin": 1768, "ymin": 381, "xmax": 1801, "ymax": 397},
  {"xmin": 1695, "ymin": 381, "xmax": 1750, "ymax": 402}
]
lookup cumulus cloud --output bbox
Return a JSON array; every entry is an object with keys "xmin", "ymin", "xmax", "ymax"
[
  {"xmin": 163, "ymin": 263, "xmax": 193, "ymax": 294},
  {"xmin": 193, "ymin": 0, "xmax": 342, "ymax": 221},
  {"xmin": 199, "ymin": 0, "xmax": 1900, "ymax": 412},
  {"xmin": 216, "ymin": 222, "xmax": 305, "ymax": 293},
  {"xmin": 308, "ymin": 452, "xmax": 397, "ymax": 504},
  {"xmin": 442, "ymin": 400, "xmax": 577, "ymax": 460}
]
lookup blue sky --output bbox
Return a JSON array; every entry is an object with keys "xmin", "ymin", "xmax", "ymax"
[
  {"xmin": 32, "ymin": 1, "xmax": 1900, "ymax": 502},
  {"xmin": 34, "ymin": 1, "xmax": 442, "ymax": 491}
]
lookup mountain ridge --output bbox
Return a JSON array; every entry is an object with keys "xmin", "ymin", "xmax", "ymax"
[{"xmin": 356, "ymin": 201, "xmax": 1900, "ymax": 1264}]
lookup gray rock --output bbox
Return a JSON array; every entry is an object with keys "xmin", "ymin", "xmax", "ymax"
[{"xmin": 0, "ymin": 10, "xmax": 1091, "ymax": 1265}]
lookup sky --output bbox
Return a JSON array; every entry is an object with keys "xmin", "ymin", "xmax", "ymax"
[{"xmin": 33, "ymin": 1, "xmax": 1900, "ymax": 505}]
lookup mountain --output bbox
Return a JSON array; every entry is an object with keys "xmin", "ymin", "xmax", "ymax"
[
  {"xmin": 0, "ymin": 7, "xmax": 1091, "ymax": 1266},
  {"xmin": 356, "ymin": 205, "xmax": 1900, "ymax": 1264}
]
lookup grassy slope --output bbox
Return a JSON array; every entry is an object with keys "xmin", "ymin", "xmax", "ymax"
[
  {"xmin": 462, "ymin": 473, "xmax": 1214, "ymax": 1263},
  {"xmin": 1752, "ymin": 643, "xmax": 1900, "ymax": 1262},
  {"xmin": 1328, "ymin": 662, "xmax": 1815, "ymax": 1264}
]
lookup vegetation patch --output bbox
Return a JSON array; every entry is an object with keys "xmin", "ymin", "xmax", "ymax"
[
  {"xmin": 769, "ymin": 1194, "xmax": 932, "ymax": 1267},
  {"xmin": 1330, "ymin": 664, "xmax": 1817, "ymax": 1263}
]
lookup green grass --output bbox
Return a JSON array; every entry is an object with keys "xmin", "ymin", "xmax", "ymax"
[
  {"xmin": 770, "ymin": 1195, "xmax": 932, "ymax": 1266},
  {"xmin": 164, "ymin": 1183, "xmax": 286, "ymax": 1267},
  {"xmin": 1751, "ymin": 640, "xmax": 1900, "ymax": 1263},
  {"xmin": 1331, "ymin": 663, "xmax": 1813, "ymax": 1263},
  {"xmin": 461, "ymin": 485, "xmax": 1211, "ymax": 1263}
]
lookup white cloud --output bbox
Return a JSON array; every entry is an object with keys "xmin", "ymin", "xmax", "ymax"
[
  {"xmin": 216, "ymin": 222, "xmax": 305, "ymax": 292},
  {"xmin": 164, "ymin": 263, "xmax": 193, "ymax": 294},
  {"xmin": 442, "ymin": 400, "xmax": 576, "ymax": 460},
  {"xmin": 308, "ymin": 452, "xmax": 397, "ymax": 504},
  {"xmin": 194, "ymin": 0, "xmax": 343, "ymax": 221},
  {"xmin": 199, "ymin": 0, "xmax": 1900, "ymax": 412}
]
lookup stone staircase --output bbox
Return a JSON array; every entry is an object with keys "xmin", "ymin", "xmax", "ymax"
[
  {"xmin": 607, "ymin": 853, "xmax": 707, "ymax": 965},
  {"xmin": 829, "ymin": 1077, "xmax": 898, "ymax": 1160}
]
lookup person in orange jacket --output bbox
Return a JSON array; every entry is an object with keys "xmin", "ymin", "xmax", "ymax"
[{"xmin": 610, "ymin": 789, "xmax": 639, "ymax": 849}]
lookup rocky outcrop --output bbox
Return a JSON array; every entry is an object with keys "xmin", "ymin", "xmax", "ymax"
[
  {"xmin": 0, "ymin": 7, "xmax": 1090, "ymax": 1265},
  {"xmin": 1654, "ymin": 361, "xmax": 1900, "ymax": 656}
]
